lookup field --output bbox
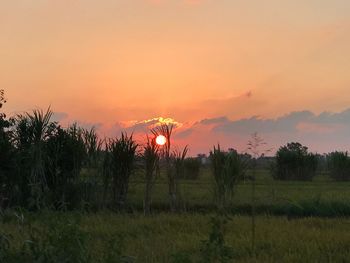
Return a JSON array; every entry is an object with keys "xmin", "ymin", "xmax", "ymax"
[
  {"xmin": 1, "ymin": 169, "xmax": 350, "ymax": 262},
  {"xmin": 126, "ymin": 169, "xmax": 350, "ymax": 217}
]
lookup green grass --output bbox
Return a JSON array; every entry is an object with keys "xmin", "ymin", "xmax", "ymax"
[
  {"xmin": 1, "ymin": 211, "xmax": 350, "ymax": 262},
  {"xmin": 125, "ymin": 169, "xmax": 350, "ymax": 216},
  {"xmin": 2, "ymin": 169, "xmax": 350, "ymax": 262}
]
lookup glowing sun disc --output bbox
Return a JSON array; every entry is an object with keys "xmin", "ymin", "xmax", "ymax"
[{"xmin": 156, "ymin": 135, "xmax": 167, "ymax": 146}]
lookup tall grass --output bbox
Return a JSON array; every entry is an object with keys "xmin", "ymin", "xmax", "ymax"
[
  {"xmin": 171, "ymin": 146, "xmax": 188, "ymax": 211},
  {"xmin": 13, "ymin": 108, "xmax": 53, "ymax": 209},
  {"xmin": 104, "ymin": 133, "xmax": 138, "ymax": 209},
  {"xmin": 210, "ymin": 145, "xmax": 245, "ymax": 211},
  {"xmin": 151, "ymin": 124, "xmax": 180, "ymax": 211},
  {"xmin": 142, "ymin": 136, "xmax": 160, "ymax": 215}
]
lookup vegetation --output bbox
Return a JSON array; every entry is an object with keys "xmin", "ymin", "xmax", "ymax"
[
  {"xmin": 1, "ymin": 212, "xmax": 349, "ymax": 262},
  {"xmin": 142, "ymin": 137, "xmax": 159, "ymax": 215},
  {"xmin": 1, "ymin": 89, "xmax": 350, "ymax": 262},
  {"xmin": 273, "ymin": 142, "xmax": 318, "ymax": 181},
  {"xmin": 210, "ymin": 145, "xmax": 246, "ymax": 211},
  {"xmin": 327, "ymin": 151, "xmax": 350, "ymax": 181},
  {"xmin": 183, "ymin": 157, "xmax": 201, "ymax": 180},
  {"xmin": 104, "ymin": 133, "xmax": 138, "ymax": 210}
]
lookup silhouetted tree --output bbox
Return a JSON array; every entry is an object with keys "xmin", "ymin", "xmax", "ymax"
[{"xmin": 273, "ymin": 142, "xmax": 318, "ymax": 181}]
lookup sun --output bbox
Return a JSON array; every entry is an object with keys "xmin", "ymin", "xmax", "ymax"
[{"xmin": 156, "ymin": 135, "xmax": 167, "ymax": 146}]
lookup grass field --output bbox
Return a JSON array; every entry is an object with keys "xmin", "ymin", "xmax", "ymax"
[
  {"xmin": 1, "ymin": 169, "xmax": 350, "ymax": 262},
  {"xmin": 125, "ymin": 169, "xmax": 350, "ymax": 217},
  {"xmin": 1, "ymin": 212, "xmax": 350, "ymax": 262}
]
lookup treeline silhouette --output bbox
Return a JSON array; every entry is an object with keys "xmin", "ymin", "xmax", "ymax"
[{"xmin": 0, "ymin": 89, "xmax": 349, "ymax": 212}]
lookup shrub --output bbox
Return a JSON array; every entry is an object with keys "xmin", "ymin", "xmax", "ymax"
[{"xmin": 273, "ymin": 142, "xmax": 318, "ymax": 181}]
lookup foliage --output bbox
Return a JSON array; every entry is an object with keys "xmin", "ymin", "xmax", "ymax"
[
  {"xmin": 273, "ymin": 142, "xmax": 318, "ymax": 181},
  {"xmin": 200, "ymin": 215, "xmax": 234, "ymax": 263},
  {"xmin": 83, "ymin": 127, "xmax": 103, "ymax": 169},
  {"xmin": 142, "ymin": 136, "xmax": 160, "ymax": 215},
  {"xmin": 105, "ymin": 133, "xmax": 138, "ymax": 209},
  {"xmin": 45, "ymin": 124, "xmax": 86, "ymax": 209},
  {"xmin": 101, "ymin": 235, "xmax": 135, "ymax": 263},
  {"xmin": 170, "ymin": 146, "xmax": 188, "ymax": 210},
  {"xmin": 0, "ymin": 90, "xmax": 16, "ymax": 209},
  {"xmin": 151, "ymin": 124, "xmax": 179, "ymax": 211},
  {"xmin": 327, "ymin": 151, "xmax": 350, "ymax": 181},
  {"xmin": 210, "ymin": 145, "xmax": 246, "ymax": 210},
  {"xmin": 24, "ymin": 217, "xmax": 90, "ymax": 263},
  {"xmin": 0, "ymin": 232, "xmax": 11, "ymax": 262}
]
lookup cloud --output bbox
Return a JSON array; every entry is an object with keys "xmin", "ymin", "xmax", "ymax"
[
  {"xmin": 200, "ymin": 116, "xmax": 229, "ymax": 125},
  {"xmin": 213, "ymin": 111, "xmax": 314, "ymax": 134},
  {"xmin": 112, "ymin": 117, "xmax": 181, "ymax": 136},
  {"xmin": 212, "ymin": 109, "xmax": 350, "ymax": 136}
]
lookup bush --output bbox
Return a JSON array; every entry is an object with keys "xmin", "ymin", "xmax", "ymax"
[
  {"xmin": 273, "ymin": 142, "xmax": 318, "ymax": 181},
  {"xmin": 327, "ymin": 151, "xmax": 350, "ymax": 181}
]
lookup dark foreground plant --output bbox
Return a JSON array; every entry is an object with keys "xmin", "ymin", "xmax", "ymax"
[{"xmin": 200, "ymin": 214, "xmax": 234, "ymax": 263}]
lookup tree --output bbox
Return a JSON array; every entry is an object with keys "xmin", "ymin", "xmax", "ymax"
[{"xmin": 273, "ymin": 142, "xmax": 318, "ymax": 181}]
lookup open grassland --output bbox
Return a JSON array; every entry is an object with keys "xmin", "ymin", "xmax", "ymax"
[
  {"xmin": 124, "ymin": 169, "xmax": 350, "ymax": 217},
  {"xmin": 1, "ymin": 169, "xmax": 350, "ymax": 262},
  {"xmin": 1, "ymin": 212, "xmax": 350, "ymax": 262}
]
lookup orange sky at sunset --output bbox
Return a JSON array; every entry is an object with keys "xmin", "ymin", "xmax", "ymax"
[{"xmin": 1, "ymin": 0, "xmax": 350, "ymax": 154}]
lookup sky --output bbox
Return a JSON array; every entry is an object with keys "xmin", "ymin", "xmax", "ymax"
[{"xmin": 1, "ymin": 0, "xmax": 350, "ymax": 155}]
